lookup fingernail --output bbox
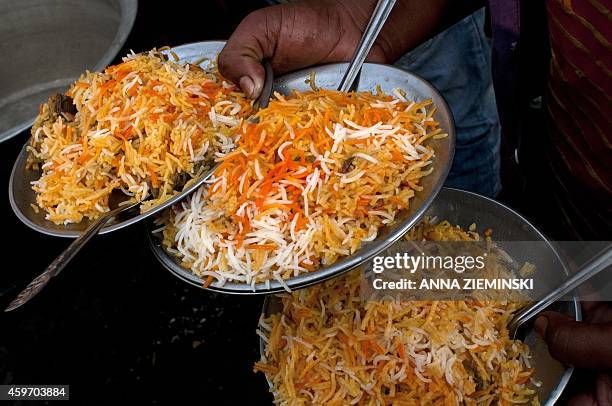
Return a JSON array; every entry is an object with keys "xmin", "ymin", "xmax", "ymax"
[
  {"xmin": 239, "ymin": 76, "xmax": 255, "ymax": 98},
  {"xmin": 534, "ymin": 315, "xmax": 548, "ymax": 337}
]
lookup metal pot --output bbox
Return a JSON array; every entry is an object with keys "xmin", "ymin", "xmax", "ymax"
[{"xmin": 0, "ymin": 0, "xmax": 137, "ymax": 142}]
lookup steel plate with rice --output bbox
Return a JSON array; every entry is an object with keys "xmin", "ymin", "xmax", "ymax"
[
  {"xmin": 10, "ymin": 41, "xmax": 252, "ymax": 237},
  {"xmin": 148, "ymin": 41, "xmax": 455, "ymax": 294},
  {"xmin": 256, "ymin": 188, "xmax": 580, "ymax": 404}
]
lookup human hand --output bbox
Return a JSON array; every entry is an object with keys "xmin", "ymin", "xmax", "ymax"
[
  {"xmin": 535, "ymin": 303, "xmax": 612, "ymax": 405},
  {"xmin": 218, "ymin": 0, "xmax": 448, "ymax": 98}
]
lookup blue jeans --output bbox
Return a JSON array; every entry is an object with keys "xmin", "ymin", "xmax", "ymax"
[{"xmin": 394, "ymin": 9, "xmax": 501, "ymax": 197}]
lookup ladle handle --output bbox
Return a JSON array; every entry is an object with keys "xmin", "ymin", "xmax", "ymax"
[
  {"xmin": 510, "ymin": 245, "xmax": 612, "ymax": 332},
  {"xmin": 4, "ymin": 205, "xmax": 130, "ymax": 312},
  {"xmin": 337, "ymin": 0, "xmax": 397, "ymax": 92},
  {"xmin": 253, "ymin": 59, "xmax": 273, "ymax": 111}
]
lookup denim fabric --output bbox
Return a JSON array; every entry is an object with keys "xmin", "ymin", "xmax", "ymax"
[{"xmin": 394, "ymin": 9, "xmax": 501, "ymax": 197}]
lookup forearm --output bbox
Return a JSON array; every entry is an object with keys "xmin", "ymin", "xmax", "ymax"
[
  {"xmin": 375, "ymin": 0, "xmax": 449, "ymax": 62},
  {"xmin": 378, "ymin": 0, "xmax": 485, "ymax": 61}
]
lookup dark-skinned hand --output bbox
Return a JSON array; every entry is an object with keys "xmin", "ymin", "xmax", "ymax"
[
  {"xmin": 536, "ymin": 303, "xmax": 612, "ymax": 405},
  {"xmin": 218, "ymin": 0, "xmax": 448, "ymax": 98}
]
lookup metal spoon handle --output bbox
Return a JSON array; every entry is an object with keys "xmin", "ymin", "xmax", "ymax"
[
  {"xmin": 254, "ymin": 59, "xmax": 273, "ymax": 110},
  {"xmin": 5, "ymin": 206, "xmax": 127, "ymax": 312},
  {"xmin": 510, "ymin": 245, "xmax": 612, "ymax": 334},
  {"xmin": 247, "ymin": 59, "xmax": 274, "ymax": 124},
  {"xmin": 337, "ymin": 0, "xmax": 397, "ymax": 92}
]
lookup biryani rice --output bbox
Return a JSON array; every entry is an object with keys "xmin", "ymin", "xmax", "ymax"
[
  {"xmin": 255, "ymin": 220, "xmax": 539, "ymax": 405},
  {"xmin": 27, "ymin": 49, "xmax": 251, "ymax": 224},
  {"xmin": 161, "ymin": 88, "xmax": 444, "ymax": 288}
]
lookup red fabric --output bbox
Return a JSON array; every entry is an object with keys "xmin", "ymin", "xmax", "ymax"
[{"xmin": 544, "ymin": 0, "xmax": 612, "ymax": 238}]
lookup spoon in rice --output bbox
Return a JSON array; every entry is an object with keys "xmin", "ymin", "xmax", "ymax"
[
  {"xmin": 5, "ymin": 60, "xmax": 274, "ymax": 312},
  {"xmin": 337, "ymin": 0, "xmax": 397, "ymax": 92},
  {"xmin": 508, "ymin": 244, "xmax": 612, "ymax": 339}
]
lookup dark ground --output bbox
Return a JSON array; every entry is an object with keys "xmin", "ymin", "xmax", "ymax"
[{"xmin": 0, "ymin": 1, "xmax": 583, "ymax": 405}]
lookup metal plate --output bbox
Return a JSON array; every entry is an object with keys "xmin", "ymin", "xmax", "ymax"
[
  {"xmin": 0, "ymin": 0, "xmax": 137, "ymax": 143},
  {"xmin": 8, "ymin": 41, "xmax": 225, "ymax": 238},
  {"xmin": 259, "ymin": 187, "xmax": 580, "ymax": 405},
  {"xmin": 147, "ymin": 41, "xmax": 455, "ymax": 294}
]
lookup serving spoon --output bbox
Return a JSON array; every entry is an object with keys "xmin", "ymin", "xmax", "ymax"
[
  {"xmin": 509, "ymin": 244, "xmax": 612, "ymax": 338},
  {"xmin": 337, "ymin": 0, "xmax": 397, "ymax": 92},
  {"xmin": 5, "ymin": 60, "xmax": 274, "ymax": 311},
  {"xmin": 5, "ymin": 190, "xmax": 139, "ymax": 311}
]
